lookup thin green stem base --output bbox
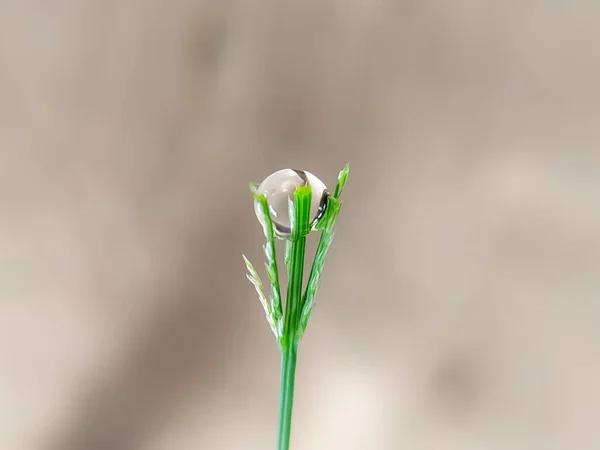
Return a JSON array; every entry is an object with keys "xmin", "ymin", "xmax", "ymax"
[{"xmin": 277, "ymin": 344, "xmax": 298, "ymax": 450}]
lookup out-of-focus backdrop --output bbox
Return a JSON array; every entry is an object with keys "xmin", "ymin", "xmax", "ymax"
[{"xmin": 1, "ymin": 1, "xmax": 599, "ymax": 449}]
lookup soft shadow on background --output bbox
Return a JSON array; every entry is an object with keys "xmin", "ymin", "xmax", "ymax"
[{"xmin": 1, "ymin": 2, "xmax": 599, "ymax": 449}]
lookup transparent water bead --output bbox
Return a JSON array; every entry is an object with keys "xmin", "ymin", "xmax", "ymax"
[{"xmin": 255, "ymin": 169, "xmax": 328, "ymax": 236}]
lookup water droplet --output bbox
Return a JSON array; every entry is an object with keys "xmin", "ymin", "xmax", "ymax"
[{"xmin": 255, "ymin": 169, "xmax": 328, "ymax": 236}]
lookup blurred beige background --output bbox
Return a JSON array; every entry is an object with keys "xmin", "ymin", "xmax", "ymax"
[{"xmin": 1, "ymin": 1, "xmax": 599, "ymax": 449}]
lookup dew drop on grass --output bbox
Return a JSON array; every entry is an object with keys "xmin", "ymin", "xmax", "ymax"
[{"xmin": 255, "ymin": 169, "xmax": 328, "ymax": 236}]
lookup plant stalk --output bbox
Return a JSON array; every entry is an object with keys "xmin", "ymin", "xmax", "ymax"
[
  {"xmin": 277, "ymin": 187, "xmax": 310, "ymax": 450},
  {"xmin": 277, "ymin": 343, "xmax": 298, "ymax": 450}
]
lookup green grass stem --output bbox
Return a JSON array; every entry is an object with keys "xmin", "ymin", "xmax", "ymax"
[
  {"xmin": 277, "ymin": 186, "xmax": 311, "ymax": 450},
  {"xmin": 244, "ymin": 164, "xmax": 349, "ymax": 450}
]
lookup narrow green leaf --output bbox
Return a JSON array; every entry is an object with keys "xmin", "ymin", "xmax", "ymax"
[
  {"xmin": 243, "ymin": 254, "xmax": 278, "ymax": 337},
  {"xmin": 250, "ymin": 186, "xmax": 284, "ymax": 325},
  {"xmin": 297, "ymin": 165, "xmax": 348, "ymax": 340},
  {"xmin": 282, "ymin": 186, "xmax": 311, "ymax": 346},
  {"xmin": 334, "ymin": 162, "xmax": 349, "ymax": 199}
]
